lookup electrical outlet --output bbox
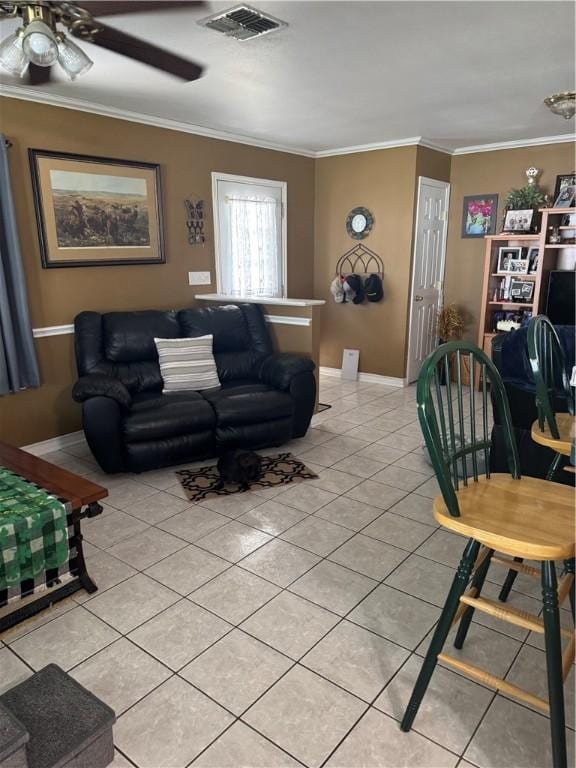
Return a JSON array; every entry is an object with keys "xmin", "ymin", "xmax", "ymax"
[{"xmin": 188, "ymin": 271, "xmax": 211, "ymax": 286}]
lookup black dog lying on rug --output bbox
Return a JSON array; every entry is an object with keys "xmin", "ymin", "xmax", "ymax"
[{"xmin": 217, "ymin": 450, "xmax": 263, "ymax": 491}]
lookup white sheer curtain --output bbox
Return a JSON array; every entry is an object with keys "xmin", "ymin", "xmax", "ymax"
[{"xmin": 215, "ymin": 177, "xmax": 284, "ymax": 298}]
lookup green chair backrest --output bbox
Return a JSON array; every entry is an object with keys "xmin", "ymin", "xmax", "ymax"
[
  {"xmin": 528, "ymin": 315, "xmax": 575, "ymax": 440},
  {"xmin": 417, "ymin": 340, "xmax": 520, "ymax": 518}
]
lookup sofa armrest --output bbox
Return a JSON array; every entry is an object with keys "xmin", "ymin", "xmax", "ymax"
[
  {"xmin": 72, "ymin": 374, "xmax": 132, "ymax": 411},
  {"xmin": 259, "ymin": 353, "xmax": 315, "ymax": 391},
  {"xmin": 491, "ymin": 333, "xmax": 507, "ymax": 374}
]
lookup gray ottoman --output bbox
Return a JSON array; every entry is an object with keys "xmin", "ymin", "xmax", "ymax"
[
  {"xmin": 0, "ymin": 665, "xmax": 115, "ymax": 768},
  {"xmin": 0, "ymin": 702, "xmax": 29, "ymax": 768}
]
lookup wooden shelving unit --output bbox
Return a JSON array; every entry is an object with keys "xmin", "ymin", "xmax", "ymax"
[{"xmin": 477, "ymin": 207, "xmax": 576, "ymax": 359}]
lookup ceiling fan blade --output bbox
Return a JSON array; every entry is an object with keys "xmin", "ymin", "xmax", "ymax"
[
  {"xmin": 72, "ymin": 1, "xmax": 204, "ymax": 17},
  {"xmin": 27, "ymin": 63, "xmax": 52, "ymax": 85},
  {"xmin": 75, "ymin": 23, "xmax": 203, "ymax": 80}
]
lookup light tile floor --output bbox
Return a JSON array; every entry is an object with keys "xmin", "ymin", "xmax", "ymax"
[{"xmin": 1, "ymin": 373, "xmax": 574, "ymax": 768}]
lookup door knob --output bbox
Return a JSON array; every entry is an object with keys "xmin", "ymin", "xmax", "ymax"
[{"xmin": 415, "ymin": 295, "xmax": 424, "ymax": 301}]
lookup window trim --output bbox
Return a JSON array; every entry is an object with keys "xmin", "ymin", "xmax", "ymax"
[{"xmin": 211, "ymin": 171, "xmax": 288, "ymax": 299}]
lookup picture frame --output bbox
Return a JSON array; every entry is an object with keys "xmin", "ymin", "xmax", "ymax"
[
  {"xmin": 527, "ymin": 246, "xmax": 539, "ymax": 274},
  {"xmin": 509, "ymin": 279, "xmax": 534, "ymax": 303},
  {"xmin": 461, "ymin": 194, "xmax": 498, "ymax": 238},
  {"xmin": 497, "ymin": 246, "xmax": 528, "ymax": 274},
  {"xmin": 29, "ymin": 149, "xmax": 165, "ymax": 268},
  {"xmin": 553, "ymin": 184, "xmax": 576, "ymax": 209},
  {"xmin": 553, "ymin": 173, "xmax": 576, "ymax": 202},
  {"xmin": 502, "ymin": 208, "xmax": 534, "ymax": 234}
]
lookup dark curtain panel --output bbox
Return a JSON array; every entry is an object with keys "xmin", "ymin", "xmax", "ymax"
[{"xmin": 0, "ymin": 135, "xmax": 40, "ymax": 395}]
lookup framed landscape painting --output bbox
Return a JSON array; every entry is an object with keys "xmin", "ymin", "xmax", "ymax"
[
  {"xmin": 29, "ymin": 149, "xmax": 165, "ymax": 268},
  {"xmin": 461, "ymin": 194, "xmax": 498, "ymax": 238}
]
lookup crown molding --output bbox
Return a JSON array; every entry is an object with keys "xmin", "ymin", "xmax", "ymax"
[
  {"xmin": 451, "ymin": 133, "xmax": 576, "ymax": 155},
  {"xmin": 1, "ymin": 85, "xmax": 573, "ymax": 159},
  {"xmin": 314, "ymin": 136, "xmax": 424, "ymax": 158},
  {"xmin": 0, "ymin": 85, "xmax": 317, "ymax": 158}
]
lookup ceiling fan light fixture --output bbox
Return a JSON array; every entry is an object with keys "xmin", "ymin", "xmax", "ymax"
[
  {"xmin": 57, "ymin": 34, "xmax": 93, "ymax": 79},
  {"xmin": 0, "ymin": 30, "xmax": 28, "ymax": 77},
  {"xmin": 22, "ymin": 20, "xmax": 59, "ymax": 67},
  {"xmin": 544, "ymin": 91, "xmax": 576, "ymax": 120}
]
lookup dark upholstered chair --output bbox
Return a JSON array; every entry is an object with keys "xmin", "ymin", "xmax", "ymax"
[{"xmin": 72, "ymin": 303, "xmax": 316, "ymax": 473}]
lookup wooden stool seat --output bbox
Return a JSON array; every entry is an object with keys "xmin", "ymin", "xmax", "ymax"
[
  {"xmin": 433, "ymin": 474, "xmax": 575, "ymax": 561},
  {"xmin": 531, "ymin": 413, "xmax": 576, "ymax": 458}
]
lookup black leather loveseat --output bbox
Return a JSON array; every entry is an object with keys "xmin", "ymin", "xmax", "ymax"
[{"xmin": 72, "ymin": 303, "xmax": 316, "ymax": 473}]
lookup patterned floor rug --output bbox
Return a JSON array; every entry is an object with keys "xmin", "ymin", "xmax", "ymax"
[{"xmin": 175, "ymin": 452, "xmax": 318, "ymax": 503}]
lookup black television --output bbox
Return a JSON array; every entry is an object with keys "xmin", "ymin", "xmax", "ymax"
[{"xmin": 546, "ymin": 270, "xmax": 575, "ymax": 325}]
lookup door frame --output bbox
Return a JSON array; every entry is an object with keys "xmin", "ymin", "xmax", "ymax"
[{"xmin": 405, "ymin": 176, "xmax": 451, "ymax": 383}]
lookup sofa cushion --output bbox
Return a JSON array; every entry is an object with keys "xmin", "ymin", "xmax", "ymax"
[
  {"xmin": 123, "ymin": 391, "xmax": 215, "ymax": 443},
  {"xmin": 203, "ymin": 385, "xmax": 293, "ymax": 427},
  {"xmin": 178, "ymin": 304, "xmax": 273, "ymax": 382},
  {"xmin": 104, "ymin": 311, "xmax": 180, "ymax": 363},
  {"xmin": 155, "ymin": 335, "xmax": 220, "ymax": 392}
]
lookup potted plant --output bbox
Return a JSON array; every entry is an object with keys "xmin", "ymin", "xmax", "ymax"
[
  {"xmin": 436, "ymin": 304, "xmax": 465, "ymax": 384},
  {"xmin": 502, "ymin": 168, "xmax": 551, "ymax": 233}
]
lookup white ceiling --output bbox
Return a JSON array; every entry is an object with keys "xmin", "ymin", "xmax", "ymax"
[{"xmin": 1, "ymin": 1, "xmax": 575, "ymax": 154}]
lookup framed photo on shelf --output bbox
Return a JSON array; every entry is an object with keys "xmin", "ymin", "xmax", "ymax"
[
  {"xmin": 502, "ymin": 209, "xmax": 534, "ymax": 233},
  {"xmin": 527, "ymin": 246, "xmax": 539, "ymax": 273},
  {"xmin": 553, "ymin": 173, "xmax": 576, "ymax": 202},
  {"xmin": 29, "ymin": 149, "xmax": 165, "ymax": 268},
  {"xmin": 497, "ymin": 246, "xmax": 528, "ymax": 274},
  {"xmin": 553, "ymin": 184, "xmax": 576, "ymax": 209},
  {"xmin": 509, "ymin": 279, "xmax": 534, "ymax": 303},
  {"xmin": 461, "ymin": 194, "xmax": 498, "ymax": 238}
]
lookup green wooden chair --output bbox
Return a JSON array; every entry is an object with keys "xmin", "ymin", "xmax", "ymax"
[
  {"xmin": 400, "ymin": 341, "xmax": 575, "ymax": 768},
  {"xmin": 499, "ymin": 315, "xmax": 575, "ymax": 604},
  {"xmin": 529, "ymin": 314, "xmax": 575, "ymax": 479}
]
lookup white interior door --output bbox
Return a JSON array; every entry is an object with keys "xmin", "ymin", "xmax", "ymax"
[{"xmin": 406, "ymin": 177, "xmax": 450, "ymax": 384}]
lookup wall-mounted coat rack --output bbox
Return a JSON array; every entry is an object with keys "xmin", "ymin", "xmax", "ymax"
[{"xmin": 335, "ymin": 242, "xmax": 384, "ymax": 277}]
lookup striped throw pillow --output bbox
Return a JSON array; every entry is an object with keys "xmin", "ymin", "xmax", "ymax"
[{"xmin": 155, "ymin": 335, "xmax": 220, "ymax": 392}]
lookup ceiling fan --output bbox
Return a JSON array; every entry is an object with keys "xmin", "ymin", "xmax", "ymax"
[{"xmin": 0, "ymin": 1, "xmax": 205, "ymax": 84}]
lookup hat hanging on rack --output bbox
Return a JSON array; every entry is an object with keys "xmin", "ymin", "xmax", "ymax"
[{"xmin": 331, "ymin": 243, "xmax": 384, "ymax": 304}]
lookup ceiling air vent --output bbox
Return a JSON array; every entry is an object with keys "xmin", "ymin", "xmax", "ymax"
[{"xmin": 198, "ymin": 5, "xmax": 287, "ymax": 41}]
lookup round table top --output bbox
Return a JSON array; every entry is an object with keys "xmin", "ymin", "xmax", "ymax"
[{"xmin": 531, "ymin": 413, "xmax": 576, "ymax": 458}]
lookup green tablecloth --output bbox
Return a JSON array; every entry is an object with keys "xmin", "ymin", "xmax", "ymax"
[{"xmin": 0, "ymin": 467, "xmax": 70, "ymax": 590}]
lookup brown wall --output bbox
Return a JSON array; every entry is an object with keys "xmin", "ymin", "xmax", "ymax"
[
  {"xmin": 444, "ymin": 142, "xmax": 575, "ymax": 341},
  {"xmin": 314, "ymin": 146, "xmax": 419, "ymax": 379},
  {"xmin": 415, "ymin": 145, "xmax": 452, "ymax": 184},
  {"xmin": 0, "ymin": 97, "xmax": 316, "ymax": 446}
]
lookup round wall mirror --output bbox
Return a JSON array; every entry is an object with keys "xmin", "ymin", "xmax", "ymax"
[{"xmin": 346, "ymin": 207, "xmax": 374, "ymax": 239}]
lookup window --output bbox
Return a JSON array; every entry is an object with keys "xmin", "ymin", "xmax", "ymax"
[{"xmin": 212, "ymin": 172, "xmax": 287, "ymax": 298}]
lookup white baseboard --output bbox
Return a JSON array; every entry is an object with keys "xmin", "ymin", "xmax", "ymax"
[
  {"xmin": 319, "ymin": 366, "xmax": 406, "ymax": 388},
  {"xmin": 23, "ymin": 430, "xmax": 86, "ymax": 456}
]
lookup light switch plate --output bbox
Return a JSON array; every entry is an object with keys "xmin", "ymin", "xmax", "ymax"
[{"xmin": 189, "ymin": 271, "xmax": 211, "ymax": 285}]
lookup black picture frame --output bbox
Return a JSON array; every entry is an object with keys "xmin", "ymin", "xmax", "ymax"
[
  {"xmin": 553, "ymin": 173, "xmax": 576, "ymax": 202},
  {"xmin": 29, "ymin": 149, "xmax": 165, "ymax": 268},
  {"xmin": 461, "ymin": 194, "xmax": 499, "ymax": 238},
  {"xmin": 509, "ymin": 279, "xmax": 534, "ymax": 303}
]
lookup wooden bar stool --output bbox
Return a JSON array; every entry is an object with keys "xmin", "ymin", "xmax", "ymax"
[
  {"xmin": 400, "ymin": 341, "xmax": 575, "ymax": 768},
  {"xmin": 499, "ymin": 314, "xmax": 575, "ymax": 604}
]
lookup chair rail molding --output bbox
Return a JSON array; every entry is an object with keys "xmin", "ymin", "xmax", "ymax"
[{"xmin": 33, "ymin": 324, "xmax": 75, "ymax": 338}]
